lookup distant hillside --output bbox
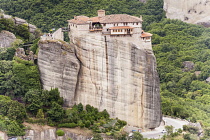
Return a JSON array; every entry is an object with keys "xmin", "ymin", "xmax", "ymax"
[
  {"xmin": 0, "ymin": 0, "xmax": 164, "ymax": 32},
  {"xmin": 147, "ymin": 18, "xmax": 210, "ymax": 138}
]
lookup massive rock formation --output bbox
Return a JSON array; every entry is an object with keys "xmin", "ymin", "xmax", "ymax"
[
  {"xmin": 0, "ymin": 30, "xmax": 16, "ymax": 48},
  {"xmin": 73, "ymin": 35, "xmax": 161, "ymax": 129},
  {"xmin": 164, "ymin": 0, "xmax": 210, "ymax": 26},
  {"xmin": 38, "ymin": 40, "xmax": 80, "ymax": 106},
  {"xmin": 38, "ymin": 34, "xmax": 161, "ymax": 128}
]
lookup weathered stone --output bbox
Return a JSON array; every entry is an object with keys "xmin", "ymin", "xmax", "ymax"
[
  {"xmin": 195, "ymin": 71, "xmax": 201, "ymax": 77},
  {"xmin": 164, "ymin": 0, "xmax": 210, "ymax": 25},
  {"xmin": 0, "ymin": 14, "xmax": 37, "ymax": 33},
  {"xmin": 38, "ymin": 40, "xmax": 80, "ymax": 107},
  {"xmin": 15, "ymin": 48, "xmax": 36, "ymax": 61},
  {"xmin": 206, "ymin": 77, "xmax": 210, "ymax": 83},
  {"xmin": 38, "ymin": 32, "xmax": 161, "ymax": 129},
  {"xmin": 0, "ymin": 131, "xmax": 8, "ymax": 140},
  {"xmin": 73, "ymin": 34, "xmax": 161, "ymax": 129},
  {"xmin": 0, "ymin": 30, "xmax": 16, "ymax": 48},
  {"xmin": 1, "ymin": 128, "xmax": 91, "ymax": 140},
  {"xmin": 182, "ymin": 61, "xmax": 194, "ymax": 72}
]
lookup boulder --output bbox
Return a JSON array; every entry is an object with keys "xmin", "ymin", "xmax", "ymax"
[{"xmin": 0, "ymin": 30, "xmax": 16, "ymax": 48}]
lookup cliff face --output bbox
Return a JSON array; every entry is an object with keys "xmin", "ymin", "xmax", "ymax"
[
  {"xmin": 38, "ymin": 40, "xmax": 80, "ymax": 106},
  {"xmin": 73, "ymin": 34, "xmax": 161, "ymax": 129},
  {"xmin": 1, "ymin": 128, "xmax": 90, "ymax": 140},
  {"xmin": 164, "ymin": 0, "xmax": 210, "ymax": 26},
  {"xmin": 38, "ymin": 35, "xmax": 161, "ymax": 128}
]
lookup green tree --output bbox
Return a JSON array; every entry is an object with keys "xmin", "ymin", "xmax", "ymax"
[
  {"xmin": 132, "ymin": 132, "xmax": 143, "ymax": 140},
  {"xmin": 24, "ymin": 89, "xmax": 42, "ymax": 114},
  {"xmin": 36, "ymin": 109, "xmax": 44, "ymax": 119},
  {"xmin": 165, "ymin": 125, "xmax": 174, "ymax": 136},
  {"xmin": 47, "ymin": 102, "xmax": 65, "ymax": 122}
]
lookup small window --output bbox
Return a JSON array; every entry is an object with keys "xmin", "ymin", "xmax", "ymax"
[
  {"xmin": 107, "ymin": 29, "xmax": 109, "ymax": 31},
  {"xmin": 136, "ymin": 23, "xmax": 138, "ymax": 25},
  {"xmin": 104, "ymin": 24, "xmax": 106, "ymax": 26}
]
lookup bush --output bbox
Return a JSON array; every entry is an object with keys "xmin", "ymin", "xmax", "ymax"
[
  {"xmin": 58, "ymin": 123, "xmax": 77, "ymax": 128},
  {"xmin": 183, "ymin": 125, "xmax": 188, "ymax": 131},
  {"xmin": 56, "ymin": 129, "xmax": 65, "ymax": 136}
]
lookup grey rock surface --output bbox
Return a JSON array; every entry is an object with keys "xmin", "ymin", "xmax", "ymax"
[
  {"xmin": 73, "ymin": 35, "xmax": 161, "ymax": 129},
  {"xmin": 38, "ymin": 35, "xmax": 161, "ymax": 129},
  {"xmin": 38, "ymin": 40, "xmax": 80, "ymax": 106},
  {"xmin": 1, "ymin": 128, "xmax": 90, "ymax": 140},
  {"xmin": 0, "ymin": 14, "xmax": 37, "ymax": 33},
  {"xmin": 0, "ymin": 30, "xmax": 16, "ymax": 48},
  {"xmin": 164, "ymin": 0, "xmax": 210, "ymax": 25}
]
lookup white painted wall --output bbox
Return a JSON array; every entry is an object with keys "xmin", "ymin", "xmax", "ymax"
[{"xmin": 52, "ymin": 28, "xmax": 64, "ymax": 41}]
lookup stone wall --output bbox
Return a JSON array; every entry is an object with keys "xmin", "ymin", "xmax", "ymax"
[
  {"xmin": 164, "ymin": 0, "xmax": 210, "ymax": 26},
  {"xmin": 52, "ymin": 28, "xmax": 64, "ymax": 41}
]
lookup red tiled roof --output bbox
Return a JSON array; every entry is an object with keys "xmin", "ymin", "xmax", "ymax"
[
  {"xmin": 141, "ymin": 32, "xmax": 153, "ymax": 37},
  {"xmin": 68, "ymin": 14, "xmax": 143, "ymax": 25},
  {"xmin": 68, "ymin": 16, "xmax": 89, "ymax": 25},
  {"xmin": 100, "ymin": 14, "xmax": 142, "ymax": 23},
  {"xmin": 109, "ymin": 26, "xmax": 134, "ymax": 29},
  {"xmin": 89, "ymin": 17, "xmax": 100, "ymax": 22}
]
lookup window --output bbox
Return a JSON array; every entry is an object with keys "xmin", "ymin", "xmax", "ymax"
[
  {"xmin": 104, "ymin": 24, "xmax": 106, "ymax": 26},
  {"xmin": 136, "ymin": 23, "xmax": 138, "ymax": 25}
]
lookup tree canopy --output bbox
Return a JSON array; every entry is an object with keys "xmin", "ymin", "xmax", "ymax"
[{"xmin": 0, "ymin": 0, "xmax": 164, "ymax": 32}]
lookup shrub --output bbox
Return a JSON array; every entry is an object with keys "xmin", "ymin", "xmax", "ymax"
[
  {"xmin": 58, "ymin": 123, "xmax": 77, "ymax": 128},
  {"xmin": 177, "ymin": 128, "xmax": 183, "ymax": 133},
  {"xmin": 183, "ymin": 125, "xmax": 188, "ymax": 131},
  {"xmin": 56, "ymin": 129, "xmax": 65, "ymax": 136},
  {"xmin": 85, "ymin": 120, "xmax": 91, "ymax": 128}
]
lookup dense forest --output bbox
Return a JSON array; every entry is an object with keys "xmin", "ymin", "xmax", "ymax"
[
  {"xmin": 148, "ymin": 19, "xmax": 210, "ymax": 139},
  {"xmin": 0, "ymin": 0, "xmax": 164, "ymax": 32},
  {"xmin": 2, "ymin": 0, "xmax": 210, "ymax": 139}
]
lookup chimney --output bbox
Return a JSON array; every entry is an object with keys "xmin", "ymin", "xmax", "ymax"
[
  {"xmin": 98, "ymin": 10, "xmax": 105, "ymax": 17},
  {"xmin": 140, "ymin": 15, "xmax": 143, "ymax": 21},
  {"xmin": 74, "ymin": 16, "xmax": 77, "ymax": 20}
]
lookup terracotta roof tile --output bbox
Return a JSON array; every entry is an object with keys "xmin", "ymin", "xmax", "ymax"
[
  {"xmin": 109, "ymin": 26, "xmax": 134, "ymax": 29},
  {"xmin": 68, "ymin": 16, "xmax": 89, "ymax": 24},
  {"xmin": 89, "ymin": 17, "xmax": 100, "ymax": 22},
  {"xmin": 141, "ymin": 32, "xmax": 153, "ymax": 37},
  {"xmin": 68, "ymin": 14, "xmax": 143, "ymax": 25},
  {"xmin": 100, "ymin": 14, "xmax": 142, "ymax": 23}
]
